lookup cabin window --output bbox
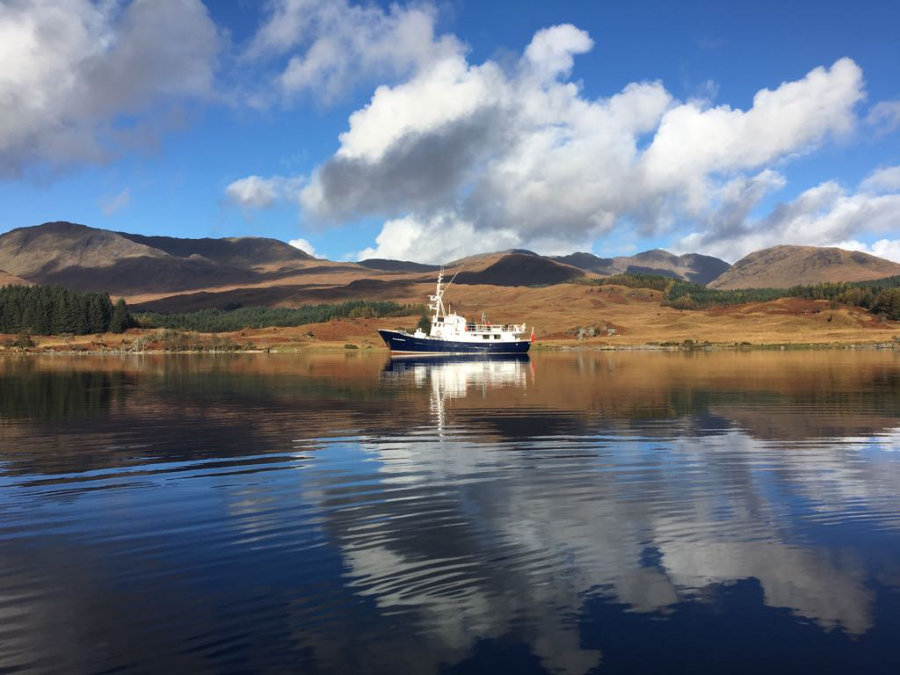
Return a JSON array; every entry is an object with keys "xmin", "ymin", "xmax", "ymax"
[
  {"xmin": 494, "ymin": 335, "xmax": 500, "ymax": 339},
  {"xmin": 483, "ymin": 335, "xmax": 489, "ymax": 340}
]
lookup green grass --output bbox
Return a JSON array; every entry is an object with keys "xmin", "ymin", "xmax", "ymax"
[
  {"xmin": 586, "ymin": 273, "xmax": 900, "ymax": 319},
  {"xmin": 135, "ymin": 300, "xmax": 423, "ymax": 333}
]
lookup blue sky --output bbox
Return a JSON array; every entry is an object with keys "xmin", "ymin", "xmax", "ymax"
[{"xmin": 0, "ymin": 0, "xmax": 898, "ymax": 263}]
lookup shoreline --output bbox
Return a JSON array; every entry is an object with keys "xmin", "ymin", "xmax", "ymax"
[
  {"xmin": 2, "ymin": 303, "xmax": 897, "ymax": 355},
  {"xmin": 3, "ymin": 285, "xmax": 898, "ymax": 356},
  {"xmin": 3, "ymin": 339, "xmax": 898, "ymax": 356}
]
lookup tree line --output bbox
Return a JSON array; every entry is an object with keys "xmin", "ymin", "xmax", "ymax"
[
  {"xmin": 587, "ymin": 273, "xmax": 900, "ymax": 319},
  {"xmin": 592, "ymin": 273, "xmax": 673, "ymax": 292},
  {"xmin": 135, "ymin": 300, "xmax": 422, "ymax": 333},
  {"xmin": 662, "ymin": 275, "xmax": 900, "ymax": 318},
  {"xmin": 0, "ymin": 284, "xmax": 131, "ymax": 335}
]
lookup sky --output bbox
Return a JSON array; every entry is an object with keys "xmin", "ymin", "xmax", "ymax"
[{"xmin": 0, "ymin": 0, "xmax": 898, "ymax": 264}]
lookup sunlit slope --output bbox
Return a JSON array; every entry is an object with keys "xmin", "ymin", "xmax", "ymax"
[
  {"xmin": 142, "ymin": 282, "xmax": 896, "ymax": 349},
  {"xmin": 555, "ymin": 249, "xmax": 730, "ymax": 285},
  {"xmin": 0, "ymin": 221, "xmax": 318, "ymax": 294},
  {"xmin": 709, "ymin": 245, "xmax": 900, "ymax": 289},
  {"xmin": 0, "ymin": 269, "xmax": 30, "ymax": 286}
]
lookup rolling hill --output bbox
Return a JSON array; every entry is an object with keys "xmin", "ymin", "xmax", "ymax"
[
  {"xmin": 3, "ymin": 222, "xmax": 900, "ymax": 316},
  {"xmin": 708, "ymin": 245, "xmax": 900, "ymax": 289},
  {"xmin": 0, "ymin": 221, "xmax": 313, "ymax": 294},
  {"xmin": 452, "ymin": 252, "xmax": 585, "ymax": 286},
  {"xmin": 118, "ymin": 231, "xmax": 312, "ymax": 267},
  {"xmin": 554, "ymin": 249, "xmax": 731, "ymax": 285},
  {"xmin": 357, "ymin": 259, "xmax": 441, "ymax": 273}
]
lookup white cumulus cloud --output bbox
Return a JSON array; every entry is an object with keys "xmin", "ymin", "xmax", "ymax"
[
  {"xmin": 225, "ymin": 175, "xmax": 304, "ymax": 208},
  {"xmin": 290, "ymin": 25, "xmax": 868, "ymax": 262},
  {"xmin": 522, "ymin": 24, "xmax": 593, "ymax": 80},
  {"xmin": 642, "ymin": 58, "xmax": 863, "ymax": 208},
  {"xmin": 867, "ymin": 100, "xmax": 900, "ymax": 134},
  {"xmin": 0, "ymin": 0, "xmax": 220, "ymax": 175},
  {"xmin": 837, "ymin": 239, "xmax": 900, "ymax": 263},
  {"xmin": 679, "ymin": 167, "xmax": 900, "ymax": 261},
  {"xmin": 861, "ymin": 165, "xmax": 900, "ymax": 193},
  {"xmin": 246, "ymin": 0, "xmax": 462, "ymax": 104},
  {"xmin": 231, "ymin": 13, "xmax": 900, "ymax": 264},
  {"xmin": 226, "ymin": 176, "xmax": 280, "ymax": 208},
  {"xmin": 355, "ymin": 213, "xmax": 523, "ymax": 263},
  {"xmin": 289, "ymin": 237, "xmax": 317, "ymax": 257}
]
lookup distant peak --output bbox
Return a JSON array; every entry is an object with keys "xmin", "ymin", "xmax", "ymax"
[
  {"xmin": 33, "ymin": 221, "xmax": 94, "ymax": 232},
  {"xmin": 631, "ymin": 248, "xmax": 676, "ymax": 259},
  {"xmin": 710, "ymin": 244, "xmax": 900, "ymax": 289}
]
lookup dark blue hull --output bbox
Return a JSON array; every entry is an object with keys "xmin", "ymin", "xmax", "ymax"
[{"xmin": 378, "ymin": 329, "xmax": 531, "ymax": 355}]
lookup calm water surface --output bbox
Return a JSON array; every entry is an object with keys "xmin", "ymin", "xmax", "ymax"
[{"xmin": 1, "ymin": 350, "xmax": 899, "ymax": 673}]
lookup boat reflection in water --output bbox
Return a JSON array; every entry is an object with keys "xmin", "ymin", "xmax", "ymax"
[
  {"xmin": 383, "ymin": 354, "xmax": 532, "ymax": 434},
  {"xmin": 369, "ymin": 354, "xmax": 607, "ymax": 673},
  {"xmin": 382, "ymin": 354, "xmax": 531, "ymax": 391}
]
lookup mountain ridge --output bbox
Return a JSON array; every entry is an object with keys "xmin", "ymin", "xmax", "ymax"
[
  {"xmin": 553, "ymin": 249, "xmax": 731, "ymax": 285},
  {"xmin": 0, "ymin": 221, "xmax": 314, "ymax": 295},
  {"xmin": 357, "ymin": 258, "xmax": 441, "ymax": 273},
  {"xmin": 708, "ymin": 245, "xmax": 900, "ymax": 289},
  {"xmin": 2, "ymin": 222, "xmax": 900, "ymax": 311}
]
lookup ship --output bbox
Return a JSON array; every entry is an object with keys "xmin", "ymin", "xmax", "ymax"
[{"xmin": 378, "ymin": 269, "xmax": 532, "ymax": 355}]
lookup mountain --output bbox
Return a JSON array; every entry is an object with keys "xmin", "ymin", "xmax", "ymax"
[
  {"xmin": 6, "ymin": 221, "xmax": 899, "ymax": 313},
  {"xmin": 708, "ymin": 245, "xmax": 900, "ymax": 290},
  {"xmin": 0, "ymin": 222, "xmax": 166, "ymax": 274},
  {"xmin": 118, "ymin": 231, "xmax": 311, "ymax": 267},
  {"xmin": 358, "ymin": 249, "xmax": 585, "ymax": 286},
  {"xmin": 452, "ymin": 252, "xmax": 585, "ymax": 286},
  {"xmin": 0, "ymin": 222, "xmax": 312, "ymax": 294},
  {"xmin": 554, "ymin": 249, "xmax": 730, "ymax": 285},
  {"xmin": 357, "ymin": 258, "xmax": 441, "ymax": 273},
  {"xmin": 553, "ymin": 252, "xmax": 615, "ymax": 272},
  {"xmin": 446, "ymin": 249, "xmax": 539, "ymax": 269}
]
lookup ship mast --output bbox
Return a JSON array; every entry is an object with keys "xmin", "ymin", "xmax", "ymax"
[{"xmin": 428, "ymin": 268, "xmax": 445, "ymax": 324}]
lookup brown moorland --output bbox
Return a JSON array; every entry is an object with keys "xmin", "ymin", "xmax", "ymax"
[
  {"xmin": 1, "ymin": 222, "xmax": 899, "ymax": 350},
  {"xmin": 9, "ymin": 281, "xmax": 898, "ymax": 353},
  {"xmin": 554, "ymin": 249, "xmax": 731, "ymax": 285},
  {"xmin": 709, "ymin": 245, "xmax": 900, "ymax": 289},
  {"xmin": 0, "ymin": 269, "xmax": 29, "ymax": 286},
  {"xmin": 0, "ymin": 221, "xmax": 318, "ymax": 294}
]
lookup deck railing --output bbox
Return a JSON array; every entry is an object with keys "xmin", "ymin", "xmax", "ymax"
[{"xmin": 465, "ymin": 323, "xmax": 526, "ymax": 334}]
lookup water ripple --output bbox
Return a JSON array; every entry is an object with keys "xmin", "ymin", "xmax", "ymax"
[{"xmin": 1, "ymin": 352, "xmax": 900, "ymax": 672}]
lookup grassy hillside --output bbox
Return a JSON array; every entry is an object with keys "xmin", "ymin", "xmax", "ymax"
[
  {"xmin": 555, "ymin": 249, "xmax": 730, "ymax": 284},
  {"xmin": 709, "ymin": 245, "xmax": 900, "ymax": 289}
]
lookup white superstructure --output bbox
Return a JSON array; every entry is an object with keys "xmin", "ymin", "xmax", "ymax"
[{"xmin": 413, "ymin": 269, "xmax": 529, "ymax": 345}]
